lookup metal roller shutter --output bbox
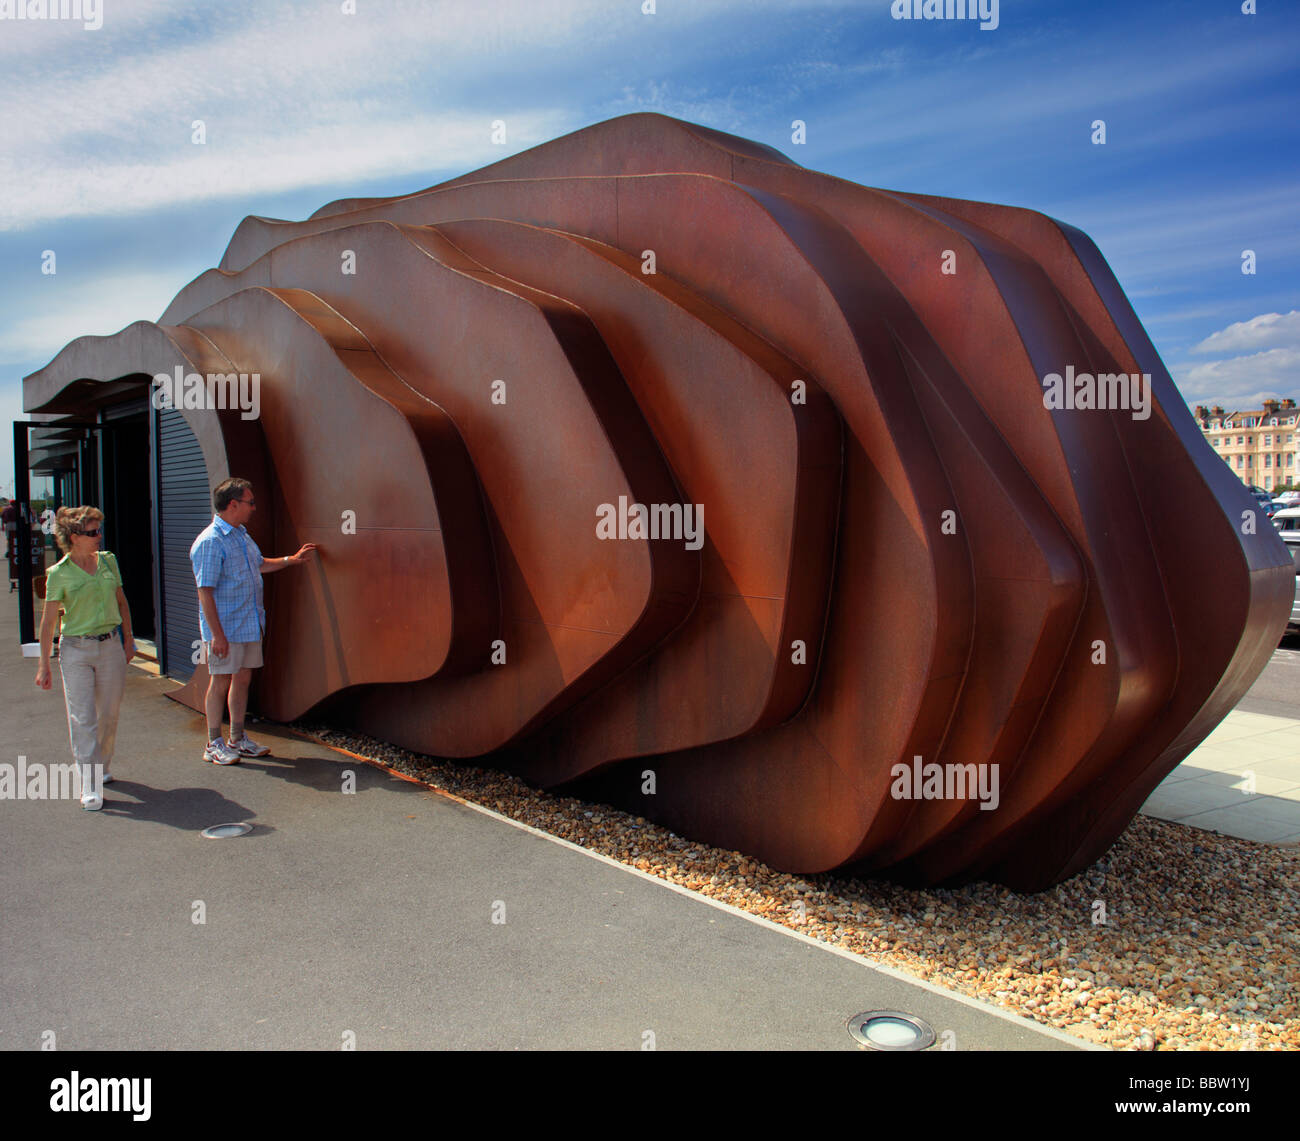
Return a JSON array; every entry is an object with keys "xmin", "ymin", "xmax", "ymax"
[{"xmin": 157, "ymin": 408, "xmax": 210, "ymax": 680}]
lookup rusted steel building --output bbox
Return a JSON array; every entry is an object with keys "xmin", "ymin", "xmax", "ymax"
[{"xmin": 18, "ymin": 114, "xmax": 1294, "ymax": 888}]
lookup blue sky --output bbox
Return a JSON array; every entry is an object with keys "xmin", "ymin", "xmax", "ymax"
[{"xmin": 1, "ymin": 0, "xmax": 1296, "ymax": 492}]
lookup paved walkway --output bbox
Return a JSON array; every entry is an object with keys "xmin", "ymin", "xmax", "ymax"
[
  {"xmin": 4, "ymin": 585, "xmax": 1295, "ymax": 1050},
  {"xmin": 1143, "ymin": 692, "xmax": 1300, "ymax": 843},
  {"xmin": 0, "ymin": 594, "xmax": 1082, "ymax": 1051}
]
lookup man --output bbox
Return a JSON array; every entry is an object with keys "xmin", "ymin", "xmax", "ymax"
[{"xmin": 189, "ymin": 477, "xmax": 317, "ymax": 764}]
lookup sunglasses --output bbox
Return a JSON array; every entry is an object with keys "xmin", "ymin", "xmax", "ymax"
[{"xmin": 75, "ymin": 528, "xmax": 102, "ymax": 538}]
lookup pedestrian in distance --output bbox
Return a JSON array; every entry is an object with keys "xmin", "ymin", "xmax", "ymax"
[
  {"xmin": 34, "ymin": 506, "xmax": 136, "ymax": 811},
  {"xmin": 2, "ymin": 497, "xmax": 18, "ymax": 591},
  {"xmin": 189, "ymin": 477, "xmax": 317, "ymax": 764}
]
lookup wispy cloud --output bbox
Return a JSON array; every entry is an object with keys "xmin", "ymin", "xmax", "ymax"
[
  {"xmin": 0, "ymin": 0, "xmax": 875, "ymax": 230},
  {"xmin": 0, "ymin": 0, "xmax": 620, "ymax": 229},
  {"xmin": 0, "ymin": 110, "xmax": 574, "ymax": 230},
  {"xmin": 1193, "ymin": 310, "xmax": 1300, "ymax": 354},
  {"xmin": 803, "ymin": 21, "xmax": 1297, "ymax": 168},
  {"xmin": 0, "ymin": 271, "xmax": 175, "ymax": 360},
  {"xmin": 1, "ymin": 0, "xmax": 1296, "ymax": 479},
  {"xmin": 1173, "ymin": 347, "xmax": 1300, "ymax": 404}
]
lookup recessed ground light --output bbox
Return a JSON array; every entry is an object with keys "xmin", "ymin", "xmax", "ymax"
[
  {"xmin": 847, "ymin": 1011, "xmax": 936, "ymax": 1051},
  {"xmin": 201, "ymin": 822, "xmax": 252, "ymax": 839}
]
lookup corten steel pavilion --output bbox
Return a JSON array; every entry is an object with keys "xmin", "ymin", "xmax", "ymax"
[{"xmin": 19, "ymin": 114, "xmax": 1294, "ymax": 890}]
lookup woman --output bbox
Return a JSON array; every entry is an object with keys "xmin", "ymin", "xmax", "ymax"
[{"xmin": 34, "ymin": 506, "xmax": 136, "ymax": 811}]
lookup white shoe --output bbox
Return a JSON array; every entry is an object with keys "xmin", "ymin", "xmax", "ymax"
[
  {"xmin": 204, "ymin": 738, "xmax": 241, "ymax": 765},
  {"xmin": 81, "ymin": 793, "xmax": 103, "ymax": 811},
  {"xmin": 102, "ymin": 771, "xmax": 115, "ymax": 784},
  {"xmin": 227, "ymin": 734, "xmax": 271, "ymax": 758}
]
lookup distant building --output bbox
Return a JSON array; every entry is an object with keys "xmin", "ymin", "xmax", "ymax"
[{"xmin": 1194, "ymin": 398, "xmax": 1299, "ymax": 491}]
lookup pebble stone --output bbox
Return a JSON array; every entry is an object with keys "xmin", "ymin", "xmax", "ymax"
[{"xmin": 297, "ymin": 723, "xmax": 1299, "ymax": 1051}]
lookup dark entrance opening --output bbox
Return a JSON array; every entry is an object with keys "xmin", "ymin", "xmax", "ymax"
[
  {"xmin": 99, "ymin": 400, "xmax": 155, "ymax": 641},
  {"xmin": 14, "ymin": 378, "xmax": 159, "ymax": 649}
]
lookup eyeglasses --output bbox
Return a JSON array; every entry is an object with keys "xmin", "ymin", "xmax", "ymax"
[
  {"xmin": 76, "ymin": 528, "xmax": 102, "ymax": 537},
  {"xmin": 236, "ymin": 497, "xmax": 256, "ymax": 507}
]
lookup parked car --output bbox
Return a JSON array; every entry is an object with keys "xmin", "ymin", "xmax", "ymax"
[
  {"xmin": 1274, "ymin": 505, "xmax": 1300, "ymax": 540},
  {"xmin": 1272, "ymin": 506, "xmax": 1300, "ymax": 635}
]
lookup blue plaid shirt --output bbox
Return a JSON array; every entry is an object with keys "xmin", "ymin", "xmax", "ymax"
[{"xmin": 189, "ymin": 515, "xmax": 265, "ymax": 642}]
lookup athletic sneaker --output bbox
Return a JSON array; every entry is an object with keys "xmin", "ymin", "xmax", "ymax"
[
  {"xmin": 204, "ymin": 738, "xmax": 241, "ymax": 765},
  {"xmin": 81, "ymin": 793, "xmax": 103, "ymax": 811},
  {"xmin": 102, "ymin": 771, "xmax": 115, "ymax": 784},
  {"xmin": 227, "ymin": 734, "xmax": 271, "ymax": 758}
]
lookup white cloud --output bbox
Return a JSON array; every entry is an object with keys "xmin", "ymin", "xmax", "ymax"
[
  {"xmin": 0, "ymin": 0, "xmax": 868, "ymax": 230},
  {"xmin": 0, "ymin": 109, "xmax": 572, "ymax": 230},
  {"xmin": 0, "ymin": 271, "xmax": 177, "ymax": 360},
  {"xmin": 1192, "ymin": 311, "xmax": 1300, "ymax": 355},
  {"xmin": 0, "ymin": 0, "xmax": 614, "ymax": 229},
  {"xmin": 1173, "ymin": 346, "xmax": 1300, "ymax": 405}
]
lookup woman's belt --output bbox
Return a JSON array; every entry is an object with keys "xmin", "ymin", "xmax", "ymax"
[{"xmin": 61, "ymin": 627, "xmax": 120, "ymax": 642}]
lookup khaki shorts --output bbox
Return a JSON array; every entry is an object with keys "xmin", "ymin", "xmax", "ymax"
[{"xmin": 206, "ymin": 639, "xmax": 264, "ymax": 674}]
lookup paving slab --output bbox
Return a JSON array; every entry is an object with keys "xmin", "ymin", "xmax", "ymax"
[{"xmin": 1143, "ymin": 705, "xmax": 1300, "ymax": 839}]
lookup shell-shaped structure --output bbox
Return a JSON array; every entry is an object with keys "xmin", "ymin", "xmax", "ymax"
[{"xmin": 26, "ymin": 114, "xmax": 1294, "ymax": 889}]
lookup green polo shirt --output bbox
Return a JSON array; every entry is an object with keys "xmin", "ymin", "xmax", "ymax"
[{"xmin": 45, "ymin": 551, "xmax": 123, "ymax": 637}]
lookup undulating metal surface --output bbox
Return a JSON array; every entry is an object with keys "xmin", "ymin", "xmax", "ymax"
[{"xmin": 23, "ymin": 113, "xmax": 1293, "ymax": 889}]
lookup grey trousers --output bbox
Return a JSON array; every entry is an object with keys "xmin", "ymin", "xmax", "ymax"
[{"xmin": 59, "ymin": 634, "xmax": 126, "ymax": 793}]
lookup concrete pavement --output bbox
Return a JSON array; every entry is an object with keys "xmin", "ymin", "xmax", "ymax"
[
  {"xmin": 0, "ymin": 595, "xmax": 1083, "ymax": 1052},
  {"xmin": 1143, "ymin": 704, "xmax": 1300, "ymax": 844},
  {"xmin": 1142, "ymin": 646, "xmax": 1300, "ymax": 843},
  {"xmin": 5, "ymin": 584, "xmax": 1296, "ymax": 1052}
]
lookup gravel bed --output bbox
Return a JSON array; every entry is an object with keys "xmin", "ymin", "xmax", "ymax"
[{"xmin": 296, "ymin": 722, "xmax": 1299, "ymax": 1051}]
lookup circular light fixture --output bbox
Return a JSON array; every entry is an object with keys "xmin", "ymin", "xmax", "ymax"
[
  {"xmin": 201, "ymin": 822, "xmax": 253, "ymax": 839},
  {"xmin": 847, "ymin": 1011, "xmax": 936, "ymax": 1051}
]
